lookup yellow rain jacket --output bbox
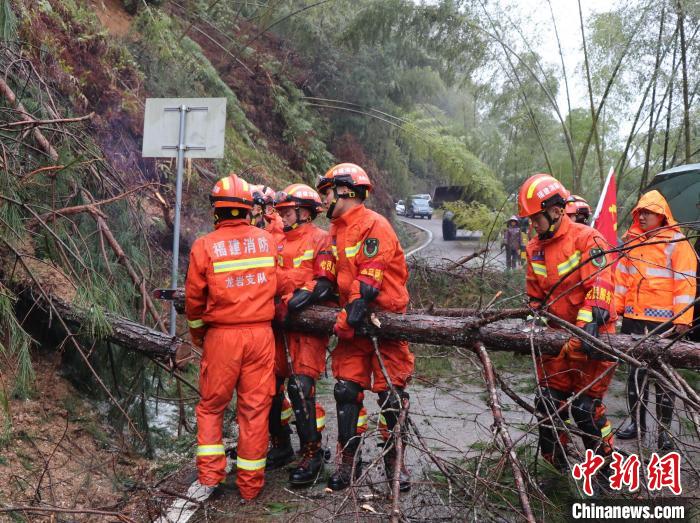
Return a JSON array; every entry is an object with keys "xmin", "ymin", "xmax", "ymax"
[{"xmin": 614, "ymin": 190, "xmax": 697, "ymax": 325}]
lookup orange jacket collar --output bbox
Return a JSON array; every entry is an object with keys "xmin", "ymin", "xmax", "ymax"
[
  {"xmin": 214, "ymin": 219, "xmax": 249, "ymax": 230},
  {"xmin": 536, "ymin": 213, "xmax": 572, "ymax": 244},
  {"xmin": 332, "ymin": 203, "xmax": 366, "ymax": 225},
  {"xmin": 284, "ymin": 221, "xmax": 311, "ymax": 240}
]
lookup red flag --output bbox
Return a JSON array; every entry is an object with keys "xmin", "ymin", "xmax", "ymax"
[{"xmin": 592, "ymin": 167, "xmax": 618, "ymax": 250}]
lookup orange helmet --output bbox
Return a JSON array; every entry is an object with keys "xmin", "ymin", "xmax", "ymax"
[
  {"xmin": 565, "ymin": 194, "xmax": 592, "ymax": 222},
  {"xmin": 518, "ymin": 173, "xmax": 570, "ymax": 218},
  {"xmin": 209, "ymin": 174, "xmax": 253, "ymax": 209},
  {"xmin": 274, "ymin": 184, "xmax": 323, "ymax": 215},
  {"xmin": 317, "ymin": 163, "xmax": 372, "ymax": 194},
  {"xmin": 251, "ymin": 184, "xmax": 276, "ymax": 207}
]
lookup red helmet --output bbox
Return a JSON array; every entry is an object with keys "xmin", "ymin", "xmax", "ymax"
[
  {"xmin": 317, "ymin": 163, "xmax": 372, "ymax": 193},
  {"xmin": 274, "ymin": 183, "xmax": 323, "ymax": 215},
  {"xmin": 209, "ymin": 174, "xmax": 253, "ymax": 209},
  {"xmin": 565, "ymin": 195, "xmax": 591, "ymax": 218},
  {"xmin": 518, "ymin": 173, "xmax": 570, "ymax": 218}
]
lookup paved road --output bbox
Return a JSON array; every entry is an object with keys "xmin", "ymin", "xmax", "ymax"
[{"xmin": 398, "ymin": 214, "xmax": 506, "ymax": 269}]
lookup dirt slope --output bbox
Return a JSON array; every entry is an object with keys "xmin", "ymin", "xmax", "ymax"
[{"xmin": 0, "ymin": 352, "xmax": 151, "ymax": 521}]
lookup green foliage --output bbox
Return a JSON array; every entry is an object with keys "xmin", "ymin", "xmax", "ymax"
[
  {"xmin": 340, "ymin": 0, "xmax": 487, "ymax": 86},
  {"xmin": 271, "ymin": 79, "xmax": 334, "ymax": 178},
  {"xmin": 444, "ymin": 201, "xmax": 503, "ymax": 243},
  {"xmin": 0, "ymin": 288, "xmax": 35, "ymax": 398},
  {"xmin": 0, "ymin": 0, "xmax": 17, "ymax": 42},
  {"xmin": 74, "ymin": 278, "xmax": 114, "ymax": 340},
  {"xmin": 400, "ymin": 110, "xmax": 506, "ymax": 207},
  {"xmin": 130, "ymin": 10, "xmax": 256, "ymax": 143}
]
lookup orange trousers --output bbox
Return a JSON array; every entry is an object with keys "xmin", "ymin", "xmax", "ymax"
[
  {"xmin": 274, "ymin": 330, "xmax": 327, "ymax": 378},
  {"xmin": 195, "ymin": 324, "xmax": 274, "ymax": 500},
  {"xmin": 332, "ymin": 337, "xmax": 414, "ymax": 392}
]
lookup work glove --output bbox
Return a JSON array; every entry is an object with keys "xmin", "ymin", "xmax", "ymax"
[
  {"xmin": 311, "ymin": 277, "xmax": 335, "ymax": 303},
  {"xmin": 189, "ymin": 325, "xmax": 207, "ymax": 349},
  {"xmin": 345, "ymin": 298, "xmax": 368, "ymax": 328},
  {"xmin": 334, "ymin": 309, "xmax": 355, "ymax": 340},
  {"xmin": 287, "ymin": 288, "xmax": 313, "ymax": 314},
  {"xmin": 579, "ymin": 307, "xmax": 615, "ymax": 361}
]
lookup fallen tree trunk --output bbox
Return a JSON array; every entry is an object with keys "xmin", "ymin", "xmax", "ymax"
[
  {"xmin": 286, "ymin": 306, "xmax": 700, "ymax": 369},
  {"xmin": 39, "ymin": 298, "xmax": 700, "ymax": 369},
  {"xmin": 49, "ymin": 297, "xmax": 182, "ymax": 359}
]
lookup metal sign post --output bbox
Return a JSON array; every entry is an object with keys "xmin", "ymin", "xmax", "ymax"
[{"xmin": 142, "ymin": 98, "xmax": 226, "ymax": 336}]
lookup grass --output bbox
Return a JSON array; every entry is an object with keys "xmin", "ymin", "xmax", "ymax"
[
  {"xmin": 678, "ymin": 368, "xmax": 700, "ymax": 391},
  {"xmin": 414, "ymin": 345, "xmax": 454, "ymax": 381},
  {"xmin": 265, "ymin": 501, "xmax": 295, "ymax": 515}
]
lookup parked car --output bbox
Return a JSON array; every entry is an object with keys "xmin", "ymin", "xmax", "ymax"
[
  {"xmin": 406, "ymin": 197, "xmax": 433, "ymax": 219},
  {"xmin": 395, "ymin": 200, "xmax": 406, "ymax": 215}
]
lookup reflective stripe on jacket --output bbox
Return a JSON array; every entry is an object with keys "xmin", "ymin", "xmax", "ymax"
[
  {"xmin": 185, "ymin": 220, "xmax": 277, "ymax": 327},
  {"xmin": 526, "ymin": 215, "xmax": 616, "ymax": 327},
  {"xmin": 614, "ymin": 190, "xmax": 697, "ymax": 326},
  {"xmin": 276, "ymin": 223, "xmax": 335, "ymax": 297},
  {"xmin": 330, "ymin": 204, "xmax": 409, "ymax": 312}
]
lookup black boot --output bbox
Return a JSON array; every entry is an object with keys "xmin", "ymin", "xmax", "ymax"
[
  {"xmin": 289, "ymin": 441, "xmax": 324, "ymax": 487},
  {"xmin": 266, "ymin": 433, "xmax": 294, "ymax": 470},
  {"xmin": 617, "ymin": 421, "xmax": 645, "ymax": 440},
  {"xmin": 327, "ymin": 446, "xmax": 361, "ymax": 491},
  {"xmin": 618, "ymin": 368, "xmax": 648, "ymax": 440},
  {"xmin": 267, "ymin": 377, "xmax": 294, "ymax": 469},
  {"xmin": 383, "ymin": 442, "xmax": 411, "ymax": 492},
  {"xmin": 328, "ymin": 380, "xmax": 364, "ymax": 491}
]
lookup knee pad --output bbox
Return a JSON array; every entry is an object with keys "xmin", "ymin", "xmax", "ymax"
[
  {"xmin": 288, "ymin": 374, "xmax": 315, "ymax": 400},
  {"xmin": 334, "ymin": 381, "xmax": 364, "ymax": 447},
  {"xmin": 334, "ymin": 380, "xmax": 364, "ymax": 405}
]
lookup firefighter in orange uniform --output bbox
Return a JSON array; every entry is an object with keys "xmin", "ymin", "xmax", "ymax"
[
  {"xmin": 519, "ymin": 174, "xmax": 617, "ymax": 484},
  {"xmin": 565, "ymin": 195, "xmax": 592, "ymax": 225},
  {"xmin": 185, "ymin": 174, "xmax": 277, "ymax": 501},
  {"xmin": 317, "ymin": 163, "xmax": 414, "ymax": 492},
  {"xmin": 614, "ymin": 190, "xmax": 696, "ymax": 450},
  {"xmin": 252, "ymin": 184, "xmax": 285, "ymax": 244},
  {"xmin": 265, "ymin": 183, "xmax": 336, "ymax": 486}
]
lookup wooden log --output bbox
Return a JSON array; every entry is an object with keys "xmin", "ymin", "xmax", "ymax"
[
  {"xmin": 285, "ymin": 306, "xmax": 700, "ymax": 369},
  {"xmin": 38, "ymin": 296, "xmax": 700, "ymax": 370},
  {"xmin": 49, "ymin": 297, "xmax": 182, "ymax": 359}
]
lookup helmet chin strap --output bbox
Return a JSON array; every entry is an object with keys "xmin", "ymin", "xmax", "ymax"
[
  {"xmin": 326, "ymin": 186, "xmax": 354, "ymax": 219},
  {"xmin": 537, "ymin": 208, "xmax": 561, "ymax": 240},
  {"xmin": 283, "ymin": 207, "xmax": 310, "ymax": 232}
]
